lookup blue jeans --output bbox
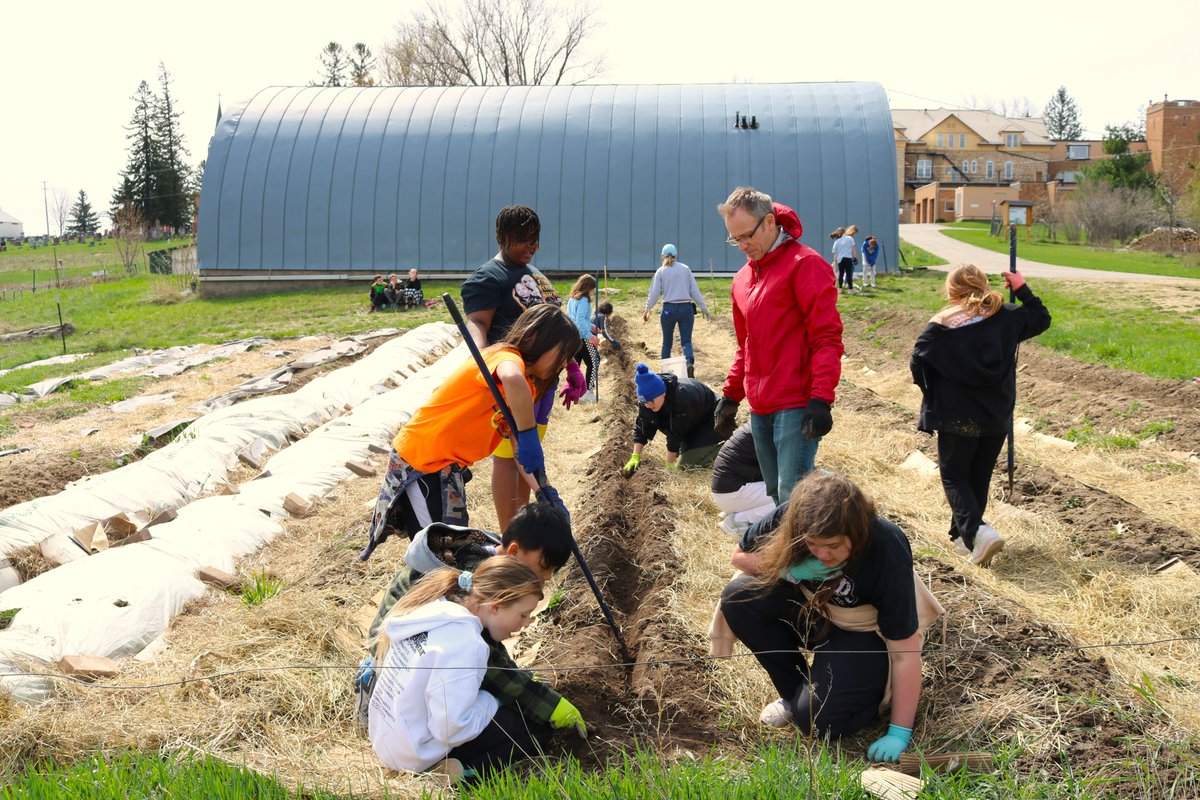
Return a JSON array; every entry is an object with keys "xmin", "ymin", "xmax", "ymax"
[
  {"xmin": 751, "ymin": 407, "xmax": 821, "ymax": 504},
  {"xmin": 660, "ymin": 302, "xmax": 696, "ymax": 364}
]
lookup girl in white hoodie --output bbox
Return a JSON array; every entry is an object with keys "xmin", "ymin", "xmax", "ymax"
[{"xmin": 368, "ymin": 556, "xmax": 553, "ymax": 779}]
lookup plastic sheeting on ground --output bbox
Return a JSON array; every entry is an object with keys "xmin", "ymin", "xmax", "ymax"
[
  {"xmin": 22, "ymin": 345, "xmax": 205, "ymax": 399},
  {"xmin": 0, "ymin": 323, "xmax": 460, "ymax": 558},
  {"xmin": 0, "ymin": 335, "xmax": 469, "ymax": 704},
  {"xmin": 0, "ymin": 353, "xmax": 93, "ymax": 379}
]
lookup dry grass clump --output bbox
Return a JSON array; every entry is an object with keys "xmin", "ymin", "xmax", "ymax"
[{"xmin": 7, "ymin": 544, "xmax": 53, "ymax": 583}]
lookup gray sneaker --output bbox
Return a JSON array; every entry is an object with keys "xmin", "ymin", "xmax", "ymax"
[
  {"xmin": 952, "ymin": 537, "xmax": 971, "ymax": 558},
  {"xmin": 759, "ymin": 698, "xmax": 793, "ymax": 728},
  {"xmin": 969, "ymin": 524, "xmax": 1005, "ymax": 566}
]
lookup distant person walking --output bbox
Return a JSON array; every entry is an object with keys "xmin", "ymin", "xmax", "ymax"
[
  {"xmin": 831, "ymin": 225, "xmax": 858, "ymax": 293},
  {"xmin": 861, "ymin": 235, "xmax": 880, "ymax": 289},
  {"xmin": 643, "ymin": 244, "xmax": 709, "ymax": 378},
  {"xmin": 910, "ymin": 264, "xmax": 1051, "ymax": 567}
]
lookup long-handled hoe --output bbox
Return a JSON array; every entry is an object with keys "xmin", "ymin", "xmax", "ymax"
[{"xmin": 442, "ymin": 294, "xmax": 632, "ymax": 660}]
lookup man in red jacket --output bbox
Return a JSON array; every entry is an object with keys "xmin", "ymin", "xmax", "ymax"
[{"xmin": 714, "ymin": 187, "xmax": 844, "ymax": 504}]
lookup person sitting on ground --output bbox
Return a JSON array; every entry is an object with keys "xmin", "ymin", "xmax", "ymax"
[
  {"xmin": 593, "ymin": 301, "xmax": 622, "ymax": 350},
  {"xmin": 367, "ymin": 557, "xmax": 582, "ymax": 782},
  {"xmin": 910, "ymin": 264, "xmax": 1051, "ymax": 566},
  {"xmin": 385, "ymin": 273, "xmax": 404, "ymax": 307},
  {"xmin": 718, "ymin": 471, "xmax": 943, "ymax": 763},
  {"xmin": 360, "ymin": 303, "xmax": 579, "ymax": 560},
  {"xmin": 356, "ymin": 503, "xmax": 583, "ymax": 750},
  {"xmin": 711, "ymin": 422, "xmax": 776, "ymax": 536},
  {"xmin": 369, "ymin": 274, "xmax": 389, "ymax": 312},
  {"xmin": 621, "ymin": 363, "xmax": 729, "ymax": 476},
  {"xmin": 403, "ymin": 268, "xmax": 424, "ymax": 309}
]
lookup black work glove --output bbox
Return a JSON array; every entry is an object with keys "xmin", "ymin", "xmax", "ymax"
[
  {"xmin": 714, "ymin": 396, "xmax": 739, "ymax": 439},
  {"xmin": 799, "ymin": 398, "xmax": 833, "ymax": 440},
  {"xmin": 535, "ymin": 484, "xmax": 571, "ymax": 527}
]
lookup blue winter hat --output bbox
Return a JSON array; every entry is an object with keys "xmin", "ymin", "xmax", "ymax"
[
  {"xmin": 661, "ymin": 243, "xmax": 678, "ymax": 258},
  {"xmin": 635, "ymin": 363, "xmax": 666, "ymax": 403}
]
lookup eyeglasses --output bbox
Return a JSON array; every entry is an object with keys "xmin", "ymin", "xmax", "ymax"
[{"xmin": 725, "ymin": 215, "xmax": 765, "ymax": 247}]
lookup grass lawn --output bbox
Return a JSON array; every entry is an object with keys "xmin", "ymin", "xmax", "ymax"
[
  {"xmin": 938, "ymin": 222, "xmax": 1200, "ymax": 279},
  {"xmin": 0, "ymin": 238, "xmax": 193, "ymax": 290}
]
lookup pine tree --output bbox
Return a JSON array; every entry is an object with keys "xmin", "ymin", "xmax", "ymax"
[
  {"xmin": 153, "ymin": 62, "xmax": 192, "ymax": 232},
  {"xmin": 317, "ymin": 42, "xmax": 347, "ymax": 86},
  {"xmin": 112, "ymin": 80, "xmax": 158, "ymax": 225},
  {"xmin": 66, "ymin": 190, "xmax": 101, "ymax": 236},
  {"xmin": 349, "ymin": 43, "xmax": 376, "ymax": 86},
  {"xmin": 1044, "ymin": 86, "xmax": 1082, "ymax": 141}
]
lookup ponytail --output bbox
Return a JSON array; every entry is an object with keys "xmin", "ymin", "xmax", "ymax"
[
  {"xmin": 942, "ymin": 263, "xmax": 1002, "ymax": 319},
  {"xmin": 662, "ymin": 254, "xmax": 676, "ymax": 268}
]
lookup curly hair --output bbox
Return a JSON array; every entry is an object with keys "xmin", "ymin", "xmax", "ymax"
[
  {"xmin": 495, "ymin": 205, "xmax": 541, "ymax": 248},
  {"xmin": 943, "ymin": 263, "xmax": 1003, "ymax": 318}
]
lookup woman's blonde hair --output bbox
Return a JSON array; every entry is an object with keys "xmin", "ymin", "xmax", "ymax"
[
  {"xmin": 942, "ymin": 263, "xmax": 1003, "ymax": 318},
  {"xmin": 570, "ymin": 274, "xmax": 597, "ymax": 300},
  {"xmin": 661, "ymin": 254, "xmax": 676, "ymax": 267},
  {"xmin": 375, "ymin": 556, "xmax": 544, "ymax": 662},
  {"xmin": 845, "ymin": 224, "xmax": 858, "ymax": 237},
  {"xmin": 751, "ymin": 472, "xmax": 876, "ymax": 634},
  {"xmin": 829, "ymin": 227, "xmax": 845, "ymax": 240}
]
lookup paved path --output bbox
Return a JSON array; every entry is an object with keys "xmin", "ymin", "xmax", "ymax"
[{"xmin": 899, "ymin": 224, "xmax": 1199, "ymax": 284}]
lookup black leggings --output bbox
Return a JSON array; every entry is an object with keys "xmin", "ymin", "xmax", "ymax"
[
  {"xmin": 720, "ymin": 574, "xmax": 888, "ymax": 737},
  {"xmin": 837, "ymin": 258, "xmax": 855, "ymax": 289},
  {"xmin": 573, "ymin": 341, "xmax": 599, "ymax": 393},
  {"xmin": 448, "ymin": 704, "xmax": 554, "ymax": 776},
  {"xmin": 936, "ymin": 431, "xmax": 1006, "ymax": 549}
]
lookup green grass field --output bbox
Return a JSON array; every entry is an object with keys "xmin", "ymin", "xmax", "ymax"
[
  {"xmin": 939, "ymin": 222, "xmax": 1200, "ymax": 278},
  {"xmin": 0, "ymin": 237, "xmax": 194, "ymax": 292}
]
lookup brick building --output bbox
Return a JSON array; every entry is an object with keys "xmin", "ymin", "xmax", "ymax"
[{"xmin": 1146, "ymin": 98, "xmax": 1200, "ymax": 195}]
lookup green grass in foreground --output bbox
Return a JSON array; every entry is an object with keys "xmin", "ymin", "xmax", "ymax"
[
  {"xmin": 839, "ymin": 269, "xmax": 1200, "ymax": 380},
  {"xmin": 939, "ymin": 223, "xmax": 1200, "ymax": 278}
]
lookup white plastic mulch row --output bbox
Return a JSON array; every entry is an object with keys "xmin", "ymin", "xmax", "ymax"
[
  {"xmin": 0, "ymin": 334, "xmax": 469, "ymax": 704},
  {"xmin": 0, "ymin": 323, "xmax": 460, "ymax": 558}
]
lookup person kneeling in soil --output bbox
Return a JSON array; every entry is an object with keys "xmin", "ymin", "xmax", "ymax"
[
  {"xmin": 910, "ymin": 264, "xmax": 1051, "ymax": 566},
  {"xmin": 718, "ymin": 472, "xmax": 943, "ymax": 762},
  {"xmin": 367, "ymin": 557, "xmax": 580, "ymax": 781},
  {"xmin": 711, "ymin": 422, "xmax": 776, "ymax": 537},
  {"xmin": 360, "ymin": 303, "xmax": 579, "ymax": 559},
  {"xmin": 621, "ymin": 363, "xmax": 728, "ymax": 477}
]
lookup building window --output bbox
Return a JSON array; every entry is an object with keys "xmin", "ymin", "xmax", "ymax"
[
  {"xmin": 946, "ymin": 136, "xmax": 953, "ymax": 148},
  {"xmin": 971, "ymin": 159, "xmax": 978, "ymax": 174},
  {"xmin": 1004, "ymin": 161, "xmax": 1013, "ymax": 180},
  {"xmin": 962, "ymin": 160, "xmax": 969, "ymax": 176},
  {"xmin": 1005, "ymin": 133, "xmax": 1019, "ymax": 148},
  {"xmin": 1067, "ymin": 144, "xmax": 1089, "ymax": 160},
  {"xmin": 959, "ymin": 134, "xmax": 966, "ymax": 148},
  {"xmin": 916, "ymin": 159, "xmax": 932, "ymax": 179},
  {"xmin": 944, "ymin": 200, "xmax": 955, "ymax": 213},
  {"xmin": 945, "ymin": 167, "xmax": 952, "ymax": 176},
  {"xmin": 937, "ymin": 134, "xmax": 943, "ymax": 147},
  {"xmin": 986, "ymin": 160, "xmax": 995, "ymax": 179},
  {"xmin": 955, "ymin": 194, "xmax": 962, "ymax": 215}
]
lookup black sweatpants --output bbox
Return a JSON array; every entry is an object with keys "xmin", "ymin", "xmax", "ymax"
[
  {"xmin": 936, "ymin": 431, "xmax": 1006, "ymax": 549},
  {"xmin": 720, "ymin": 574, "xmax": 888, "ymax": 737},
  {"xmin": 448, "ymin": 704, "xmax": 554, "ymax": 776},
  {"xmin": 573, "ymin": 341, "xmax": 599, "ymax": 394},
  {"xmin": 837, "ymin": 257, "xmax": 855, "ymax": 290}
]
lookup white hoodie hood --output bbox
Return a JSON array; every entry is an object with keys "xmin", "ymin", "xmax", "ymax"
[{"xmin": 368, "ymin": 598, "xmax": 498, "ymax": 772}]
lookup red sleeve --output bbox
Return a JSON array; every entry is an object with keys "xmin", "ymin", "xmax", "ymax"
[
  {"xmin": 793, "ymin": 255, "xmax": 844, "ymax": 404},
  {"xmin": 722, "ymin": 278, "xmax": 748, "ymax": 403}
]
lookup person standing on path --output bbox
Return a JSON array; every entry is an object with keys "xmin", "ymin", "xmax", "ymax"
[
  {"xmin": 460, "ymin": 205, "xmax": 588, "ymax": 529},
  {"xmin": 714, "ymin": 187, "xmax": 844, "ymax": 505},
  {"xmin": 643, "ymin": 244, "xmax": 709, "ymax": 378},
  {"xmin": 910, "ymin": 264, "xmax": 1051, "ymax": 566}
]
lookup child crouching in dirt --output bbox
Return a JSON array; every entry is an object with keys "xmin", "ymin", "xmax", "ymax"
[
  {"xmin": 367, "ymin": 557, "xmax": 577, "ymax": 781},
  {"xmin": 717, "ymin": 472, "xmax": 943, "ymax": 763},
  {"xmin": 620, "ymin": 363, "xmax": 728, "ymax": 477},
  {"xmin": 355, "ymin": 503, "xmax": 584, "ymax": 747},
  {"xmin": 360, "ymin": 303, "xmax": 580, "ymax": 560}
]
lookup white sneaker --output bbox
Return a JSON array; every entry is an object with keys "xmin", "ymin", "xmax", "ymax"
[
  {"xmin": 952, "ymin": 538, "xmax": 970, "ymax": 558},
  {"xmin": 579, "ymin": 390, "xmax": 597, "ymax": 403},
  {"xmin": 759, "ymin": 698, "xmax": 793, "ymax": 728},
  {"xmin": 719, "ymin": 515, "xmax": 747, "ymax": 537},
  {"xmin": 969, "ymin": 524, "xmax": 1005, "ymax": 567}
]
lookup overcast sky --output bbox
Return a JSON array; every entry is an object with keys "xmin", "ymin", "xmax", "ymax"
[{"xmin": 4, "ymin": 0, "xmax": 1197, "ymax": 236}]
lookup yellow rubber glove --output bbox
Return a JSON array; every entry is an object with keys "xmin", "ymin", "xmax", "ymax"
[
  {"xmin": 550, "ymin": 697, "xmax": 587, "ymax": 738},
  {"xmin": 620, "ymin": 453, "xmax": 641, "ymax": 478}
]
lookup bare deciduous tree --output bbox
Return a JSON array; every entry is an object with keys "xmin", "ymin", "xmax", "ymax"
[
  {"xmin": 51, "ymin": 188, "xmax": 71, "ymax": 238},
  {"xmin": 381, "ymin": 0, "xmax": 603, "ymax": 86},
  {"xmin": 1063, "ymin": 180, "xmax": 1157, "ymax": 246},
  {"xmin": 112, "ymin": 202, "xmax": 148, "ymax": 275}
]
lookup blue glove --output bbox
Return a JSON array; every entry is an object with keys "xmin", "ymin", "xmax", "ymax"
[
  {"xmin": 780, "ymin": 558, "xmax": 842, "ymax": 583},
  {"xmin": 535, "ymin": 484, "xmax": 570, "ymax": 527},
  {"xmin": 515, "ymin": 427, "xmax": 544, "ymax": 476},
  {"xmin": 867, "ymin": 724, "xmax": 913, "ymax": 762},
  {"xmin": 354, "ymin": 656, "xmax": 376, "ymax": 693}
]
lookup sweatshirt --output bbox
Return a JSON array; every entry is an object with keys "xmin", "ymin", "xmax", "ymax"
[
  {"xmin": 645, "ymin": 262, "xmax": 708, "ymax": 313},
  {"xmin": 368, "ymin": 599, "xmax": 499, "ymax": 772},
  {"xmin": 633, "ymin": 372, "xmax": 723, "ymax": 453}
]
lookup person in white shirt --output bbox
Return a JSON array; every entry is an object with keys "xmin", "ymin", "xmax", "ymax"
[
  {"xmin": 830, "ymin": 225, "xmax": 858, "ymax": 292},
  {"xmin": 368, "ymin": 556, "xmax": 584, "ymax": 781}
]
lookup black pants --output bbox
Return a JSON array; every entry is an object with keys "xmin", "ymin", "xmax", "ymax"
[
  {"xmin": 573, "ymin": 341, "xmax": 599, "ymax": 394},
  {"xmin": 448, "ymin": 704, "xmax": 554, "ymax": 776},
  {"xmin": 936, "ymin": 431, "xmax": 1006, "ymax": 549},
  {"xmin": 837, "ymin": 258, "xmax": 854, "ymax": 289},
  {"xmin": 720, "ymin": 575, "xmax": 888, "ymax": 737}
]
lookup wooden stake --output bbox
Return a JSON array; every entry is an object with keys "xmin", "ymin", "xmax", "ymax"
[
  {"xmin": 898, "ymin": 751, "xmax": 993, "ymax": 777},
  {"xmin": 861, "ymin": 768, "xmax": 922, "ymax": 800}
]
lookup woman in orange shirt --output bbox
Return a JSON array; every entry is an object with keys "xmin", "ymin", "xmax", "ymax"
[{"xmin": 361, "ymin": 304, "xmax": 580, "ymax": 560}]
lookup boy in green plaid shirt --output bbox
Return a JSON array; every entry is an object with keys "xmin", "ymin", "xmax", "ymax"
[{"xmin": 356, "ymin": 502, "xmax": 582, "ymax": 736}]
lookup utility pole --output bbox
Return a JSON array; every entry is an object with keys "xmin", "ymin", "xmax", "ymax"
[{"xmin": 42, "ymin": 181, "xmax": 51, "ymax": 246}]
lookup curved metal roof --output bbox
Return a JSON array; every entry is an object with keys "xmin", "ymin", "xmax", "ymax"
[{"xmin": 198, "ymin": 83, "xmax": 897, "ymax": 274}]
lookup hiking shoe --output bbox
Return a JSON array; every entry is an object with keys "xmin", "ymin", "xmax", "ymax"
[
  {"xmin": 759, "ymin": 698, "xmax": 793, "ymax": 728},
  {"xmin": 969, "ymin": 524, "xmax": 1005, "ymax": 567}
]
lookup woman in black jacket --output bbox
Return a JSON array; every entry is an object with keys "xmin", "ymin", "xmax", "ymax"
[
  {"xmin": 620, "ymin": 363, "xmax": 728, "ymax": 476},
  {"xmin": 910, "ymin": 264, "xmax": 1050, "ymax": 566}
]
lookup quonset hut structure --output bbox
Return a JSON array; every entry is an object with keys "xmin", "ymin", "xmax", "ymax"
[{"xmin": 197, "ymin": 83, "xmax": 897, "ymax": 296}]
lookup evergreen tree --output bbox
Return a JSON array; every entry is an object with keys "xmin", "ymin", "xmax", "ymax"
[
  {"xmin": 66, "ymin": 190, "xmax": 101, "ymax": 236},
  {"xmin": 349, "ymin": 42, "xmax": 376, "ymax": 86},
  {"xmin": 112, "ymin": 80, "xmax": 158, "ymax": 225},
  {"xmin": 1044, "ymin": 86, "xmax": 1082, "ymax": 140},
  {"xmin": 153, "ymin": 62, "xmax": 192, "ymax": 232},
  {"xmin": 317, "ymin": 42, "xmax": 347, "ymax": 86}
]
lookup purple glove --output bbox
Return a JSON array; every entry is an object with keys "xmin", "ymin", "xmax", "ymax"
[{"xmin": 560, "ymin": 360, "xmax": 587, "ymax": 409}]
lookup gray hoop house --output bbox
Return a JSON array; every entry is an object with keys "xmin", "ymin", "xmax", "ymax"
[{"xmin": 198, "ymin": 82, "xmax": 897, "ymax": 295}]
